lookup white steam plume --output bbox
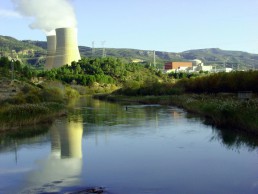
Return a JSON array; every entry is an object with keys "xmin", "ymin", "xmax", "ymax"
[{"xmin": 11, "ymin": 0, "xmax": 77, "ymax": 35}]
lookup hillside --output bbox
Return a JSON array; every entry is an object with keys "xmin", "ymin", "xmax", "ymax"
[
  {"xmin": 0, "ymin": 36, "xmax": 47, "ymax": 68},
  {"xmin": 181, "ymin": 48, "xmax": 258, "ymax": 69},
  {"xmin": 1, "ymin": 35, "xmax": 258, "ymax": 70}
]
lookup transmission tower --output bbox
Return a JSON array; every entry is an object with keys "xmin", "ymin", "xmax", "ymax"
[
  {"xmin": 153, "ymin": 50, "xmax": 156, "ymax": 67},
  {"xmin": 92, "ymin": 41, "xmax": 95, "ymax": 57},
  {"xmin": 101, "ymin": 41, "xmax": 106, "ymax": 58}
]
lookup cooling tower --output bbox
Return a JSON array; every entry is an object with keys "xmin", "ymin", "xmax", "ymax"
[
  {"xmin": 45, "ymin": 35, "xmax": 56, "ymax": 70},
  {"xmin": 53, "ymin": 27, "xmax": 81, "ymax": 68}
]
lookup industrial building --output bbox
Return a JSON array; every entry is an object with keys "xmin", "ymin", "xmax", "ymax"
[
  {"xmin": 45, "ymin": 27, "xmax": 81, "ymax": 70},
  {"xmin": 164, "ymin": 62, "xmax": 193, "ymax": 73},
  {"xmin": 164, "ymin": 59, "xmax": 213, "ymax": 73}
]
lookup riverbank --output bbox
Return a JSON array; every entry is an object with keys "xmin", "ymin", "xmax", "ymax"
[
  {"xmin": 94, "ymin": 94, "xmax": 258, "ymax": 135},
  {"xmin": 0, "ymin": 102, "xmax": 66, "ymax": 132}
]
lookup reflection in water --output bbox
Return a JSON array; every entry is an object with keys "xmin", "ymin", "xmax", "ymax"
[
  {"xmin": 2, "ymin": 97, "xmax": 258, "ymax": 194},
  {"xmin": 171, "ymin": 110, "xmax": 184, "ymax": 120},
  {"xmin": 22, "ymin": 116, "xmax": 83, "ymax": 193},
  {"xmin": 210, "ymin": 127, "xmax": 258, "ymax": 151},
  {"xmin": 52, "ymin": 119, "xmax": 83, "ymax": 159}
]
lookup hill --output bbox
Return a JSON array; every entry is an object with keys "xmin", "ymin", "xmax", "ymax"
[
  {"xmin": 0, "ymin": 36, "xmax": 47, "ymax": 68},
  {"xmin": 181, "ymin": 48, "xmax": 258, "ymax": 69},
  {"xmin": 1, "ymin": 35, "xmax": 258, "ymax": 70}
]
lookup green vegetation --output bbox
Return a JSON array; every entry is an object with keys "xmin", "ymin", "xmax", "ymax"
[
  {"xmin": 1, "ymin": 50, "xmax": 258, "ymax": 136},
  {"xmin": 96, "ymin": 70, "xmax": 258, "ymax": 135},
  {"xmin": 168, "ymin": 95, "xmax": 258, "ymax": 133},
  {"xmin": 0, "ymin": 80, "xmax": 67, "ymax": 131},
  {"xmin": 0, "ymin": 36, "xmax": 45, "ymax": 53},
  {"xmin": 112, "ymin": 70, "xmax": 258, "ymax": 96},
  {"xmin": 0, "ymin": 102, "xmax": 65, "ymax": 131},
  {"xmin": 176, "ymin": 71, "xmax": 258, "ymax": 93},
  {"xmin": 38, "ymin": 57, "xmax": 165, "ymax": 89},
  {"xmin": 0, "ymin": 36, "xmax": 46, "ymax": 68},
  {"xmin": 0, "ymin": 57, "xmax": 69, "ymax": 130}
]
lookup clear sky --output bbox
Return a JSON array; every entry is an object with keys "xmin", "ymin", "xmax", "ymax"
[{"xmin": 0, "ymin": 0, "xmax": 258, "ymax": 53}]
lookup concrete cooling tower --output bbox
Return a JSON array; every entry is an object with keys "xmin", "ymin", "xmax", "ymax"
[
  {"xmin": 53, "ymin": 27, "xmax": 81, "ymax": 68},
  {"xmin": 45, "ymin": 35, "xmax": 56, "ymax": 70},
  {"xmin": 45, "ymin": 27, "xmax": 81, "ymax": 69}
]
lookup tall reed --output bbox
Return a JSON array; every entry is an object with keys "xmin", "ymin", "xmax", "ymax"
[{"xmin": 0, "ymin": 102, "xmax": 65, "ymax": 130}]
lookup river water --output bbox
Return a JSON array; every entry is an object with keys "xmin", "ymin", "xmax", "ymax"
[{"xmin": 1, "ymin": 97, "xmax": 258, "ymax": 194}]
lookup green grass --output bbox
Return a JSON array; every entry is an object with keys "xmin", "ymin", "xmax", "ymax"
[
  {"xmin": 165, "ymin": 95, "xmax": 258, "ymax": 133},
  {"xmin": 0, "ymin": 102, "xmax": 65, "ymax": 130}
]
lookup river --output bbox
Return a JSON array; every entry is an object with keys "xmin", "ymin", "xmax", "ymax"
[{"xmin": 1, "ymin": 96, "xmax": 258, "ymax": 194}]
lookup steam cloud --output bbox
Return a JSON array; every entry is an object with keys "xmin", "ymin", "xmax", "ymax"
[{"xmin": 12, "ymin": 0, "xmax": 77, "ymax": 35}]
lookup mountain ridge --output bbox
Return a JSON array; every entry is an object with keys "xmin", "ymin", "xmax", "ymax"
[{"xmin": 1, "ymin": 35, "xmax": 258, "ymax": 70}]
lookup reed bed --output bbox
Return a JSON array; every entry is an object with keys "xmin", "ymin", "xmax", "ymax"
[
  {"xmin": 169, "ymin": 95, "xmax": 258, "ymax": 134},
  {"xmin": 0, "ymin": 102, "xmax": 65, "ymax": 130}
]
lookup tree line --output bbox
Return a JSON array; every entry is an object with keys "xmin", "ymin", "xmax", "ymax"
[
  {"xmin": 176, "ymin": 71, "xmax": 258, "ymax": 93},
  {"xmin": 1, "ymin": 56, "xmax": 257, "ymax": 95},
  {"xmin": 0, "ymin": 56, "xmax": 163, "ymax": 86}
]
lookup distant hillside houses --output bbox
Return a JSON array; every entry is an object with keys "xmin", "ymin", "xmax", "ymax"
[{"xmin": 164, "ymin": 59, "xmax": 215, "ymax": 73}]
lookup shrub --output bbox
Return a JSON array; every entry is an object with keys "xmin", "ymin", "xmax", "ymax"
[
  {"xmin": 39, "ymin": 87, "xmax": 64, "ymax": 103},
  {"xmin": 65, "ymin": 86, "xmax": 80, "ymax": 99}
]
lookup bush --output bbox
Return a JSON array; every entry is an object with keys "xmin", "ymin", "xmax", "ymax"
[
  {"xmin": 177, "ymin": 71, "xmax": 258, "ymax": 93},
  {"xmin": 39, "ymin": 87, "xmax": 64, "ymax": 103},
  {"xmin": 65, "ymin": 86, "xmax": 80, "ymax": 99}
]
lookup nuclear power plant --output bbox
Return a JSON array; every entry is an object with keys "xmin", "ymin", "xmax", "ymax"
[{"xmin": 45, "ymin": 27, "xmax": 81, "ymax": 70}]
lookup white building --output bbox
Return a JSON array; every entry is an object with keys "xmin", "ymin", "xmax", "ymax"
[{"xmin": 212, "ymin": 67, "xmax": 233, "ymax": 73}]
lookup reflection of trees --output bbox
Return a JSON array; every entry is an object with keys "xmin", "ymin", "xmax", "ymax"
[
  {"xmin": 80, "ymin": 97, "xmax": 164, "ymax": 127},
  {"xmin": 210, "ymin": 127, "xmax": 258, "ymax": 150},
  {"xmin": 0, "ymin": 124, "xmax": 50, "ymax": 154},
  {"xmin": 187, "ymin": 112, "xmax": 258, "ymax": 150}
]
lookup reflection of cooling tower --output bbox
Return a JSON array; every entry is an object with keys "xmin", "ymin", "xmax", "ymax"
[
  {"xmin": 45, "ymin": 35, "xmax": 56, "ymax": 70},
  {"xmin": 24, "ymin": 117, "xmax": 83, "ymax": 193},
  {"xmin": 60, "ymin": 120, "xmax": 83, "ymax": 158},
  {"xmin": 53, "ymin": 27, "xmax": 81, "ymax": 68}
]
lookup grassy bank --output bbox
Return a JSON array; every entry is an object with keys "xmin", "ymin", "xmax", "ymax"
[
  {"xmin": 94, "ymin": 94, "xmax": 258, "ymax": 135},
  {"xmin": 0, "ymin": 80, "xmax": 71, "ymax": 132},
  {"xmin": 0, "ymin": 102, "xmax": 66, "ymax": 131}
]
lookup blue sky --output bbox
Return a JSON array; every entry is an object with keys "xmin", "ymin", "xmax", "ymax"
[{"xmin": 1, "ymin": 0, "xmax": 258, "ymax": 53}]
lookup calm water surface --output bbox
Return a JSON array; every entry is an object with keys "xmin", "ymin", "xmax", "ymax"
[{"xmin": 1, "ymin": 97, "xmax": 258, "ymax": 194}]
